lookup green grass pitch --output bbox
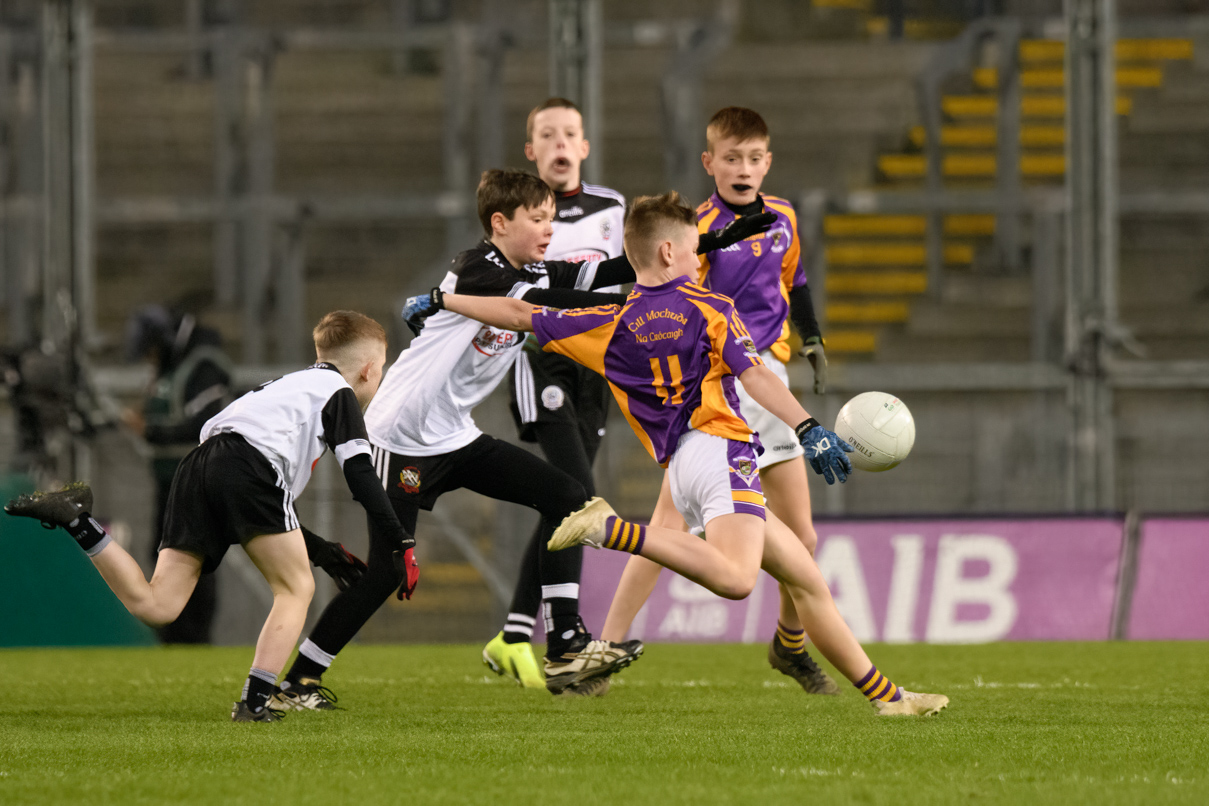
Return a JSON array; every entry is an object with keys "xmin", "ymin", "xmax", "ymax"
[{"xmin": 1, "ymin": 642, "xmax": 1206, "ymax": 805}]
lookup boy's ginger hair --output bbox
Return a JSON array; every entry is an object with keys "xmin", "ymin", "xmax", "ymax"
[
  {"xmin": 705, "ymin": 106, "xmax": 770, "ymax": 152},
  {"xmin": 525, "ymin": 97, "xmax": 581, "ymax": 142}
]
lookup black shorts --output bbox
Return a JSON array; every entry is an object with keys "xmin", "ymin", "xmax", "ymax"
[
  {"xmin": 509, "ymin": 347, "xmax": 610, "ymax": 447},
  {"xmin": 159, "ymin": 433, "xmax": 298, "ymax": 574}
]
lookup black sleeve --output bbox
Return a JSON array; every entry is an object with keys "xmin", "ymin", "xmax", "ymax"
[
  {"xmin": 143, "ymin": 360, "xmax": 231, "ymax": 445},
  {"xmin": 587, "ymin": 255, "xmax": 636, "ymax": 288},
  {"xmin": 454, "ymin": 258, "xmax": 528, "ymax": 298},
  {"xmin": 521, "ymin": 287, "xmax": 628, "ymax": 309},
  {"xmin": 341, "ymin": 454, "xmax": 414, "ymax": 550},
  {"xmin": 320, "ymin": 387, "xmax": 371, "ymax": 457},
  {"xmin": 788, "ymin": 283, "xmax": 822, "ymax": 342},
  {"xmin": 545, "ymin": 255, "xmax": 635, "ymax": 290}
]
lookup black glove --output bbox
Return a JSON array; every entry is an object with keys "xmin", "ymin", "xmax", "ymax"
[
  {"xmin": 401, "ymin": 287, "xmax": 445, "ymax": 336},
  {"xmin": 799, "ymin": 336, "xmax": 828, "ymax": 395},
  {"xmin": 696, "ymin": 211, "xmax": 777, "ymax": 254},
  {"xmin": 302, "ymin": 529, "xmax": 369, "ymax": 592}
]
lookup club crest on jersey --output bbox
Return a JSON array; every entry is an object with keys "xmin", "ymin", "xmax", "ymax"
[
  {"xmin": 601, "ymin": 219, "xmax": 612, "ymax": 240},
  {"xmin": 736, "ymin": 335, "xmax": 758, "ymax": 355},
  {"xmin": 398, "ymin": 467, "xmax": 421, "ymax": 494},
  {"xmin": 730, "ymin": 458, "xmax": 757, "ymax": 486},
  {"xmin": 541, "ymin": 385, "xmax": 565, "ymax": 410},
  {"xmin": 770, "ymin": 227, "xmax": 789, "ymax": 253},
  {"xmin": 472, "ymin": 326, "xmax": 521, "ymax": 356}
]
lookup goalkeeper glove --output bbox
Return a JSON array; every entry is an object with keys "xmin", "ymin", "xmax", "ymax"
[
  {"xmin": 393, "ymin": 547, "xmax": 420, "ymax": 600},
  {"xmin": 795, "ymin": 417, "xmax": 854, "ymax": 485},
  {"xmin": 696, "ymin": 211, "xmax": 777, "ymax": 254},
  {"xmin": 798, "ymin": 336, "xmax": 827, "ymax": 395},
  {"xmin": 401, "ymin": 288, "xmax": 444, "ymax": 336}
]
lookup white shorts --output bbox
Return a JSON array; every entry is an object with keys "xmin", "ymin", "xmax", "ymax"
[
  {"xmin": 668, "ymin": 430, "xmax": 766, "ymax": 532},
  {"xmin": 736, "ymin": 351, "xmax": 804, "ymax": 469}
]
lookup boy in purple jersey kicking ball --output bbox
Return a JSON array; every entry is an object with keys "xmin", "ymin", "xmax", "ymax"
[
  {"xmin": 601, "ymin": 107, "xmax": 840, "ymax": 694},
  {"xmin": 410, "ymin": 193, "xmax": 948, "ymax": 716}
]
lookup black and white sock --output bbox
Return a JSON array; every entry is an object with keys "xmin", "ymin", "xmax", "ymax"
[
  {"xmin": 241, "ymin": 667, "xmax": 278, "ymax": 712},
  {"xmin": 503, "ymin": 612, "xmax": 536, "ymax": 644},
  {"xmin": 63, "ymin": 513, "xmax": 111, "ymax": 556},
  {"xmin": 286, "ymin": 638, "xmax": 335, "ymax": 683},
  {"xmin": 542, "ymin": 583, "xmax": 583, "ymax": 655}
]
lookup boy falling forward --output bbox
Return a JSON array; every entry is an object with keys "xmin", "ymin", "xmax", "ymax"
[
  {"xmin": 5, "ymin": 311, "xmax": 415, "ymax": 722},
  {"xmin": 489, "ymin": 97, "xmax": 628, "ymax": 689},
  {"xmin": 408, "ymin": 193, "xmax": 948, "ymax": 716},
  {"xmin": 602, "ymin": 107, "xmax": 836, "ymax": 693}
]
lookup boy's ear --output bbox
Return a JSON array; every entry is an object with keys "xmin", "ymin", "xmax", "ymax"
[
  {"xmin": 658, "ymin": 238, "xmax": 675, "ymax": 266},
  {"xmin": 579, "ymin": 138, "xmax": 591, "ymax": 160},
  {"xmin": 524, "ymin": 141, "xmax": 536, "ymax": 162},
  {"xmin": 490, "ymin": 210, "xmax": 509, "ymax": 236},
  {"xmin": 701, "ymin": 150, "xmax": 714, "ymax": 176}
]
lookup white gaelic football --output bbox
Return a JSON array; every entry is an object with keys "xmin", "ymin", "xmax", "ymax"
[{"xmin": 833, "ymin": 392, "xmax": 915, "ymax": 472}]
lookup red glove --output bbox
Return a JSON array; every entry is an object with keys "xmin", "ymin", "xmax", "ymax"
[{"xmin": 393, "ymin": 547, "xmax": 419, "ymax": 600}]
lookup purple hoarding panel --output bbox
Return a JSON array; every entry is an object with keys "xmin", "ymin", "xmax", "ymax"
[
  {"xmin": 1127, "ymin": 519, "xmax": 1209, "ymax": 640},
  {"xmin": 580, "ymin": 519, "xmax": 1122, "ymax": 644}
]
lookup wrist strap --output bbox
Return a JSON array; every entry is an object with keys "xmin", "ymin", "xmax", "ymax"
[
  {"xmin": 429, "ymin": 287, "xmax": 445, "ymax": 310},
  {"xmin": 794, "ymin": 418, "xmax": 821, "ymax": 440}
]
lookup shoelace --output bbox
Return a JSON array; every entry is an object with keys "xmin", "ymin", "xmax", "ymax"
[{"xmin": 787, "ymin": 651, "xmax": 824, "ymax": 676}]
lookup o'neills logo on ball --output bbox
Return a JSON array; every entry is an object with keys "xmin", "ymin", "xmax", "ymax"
[{"xmin": 398, "ymin": 467, "xmax": 421, "ymax": 494}]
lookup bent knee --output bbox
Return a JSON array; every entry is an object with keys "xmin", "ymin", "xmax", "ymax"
[
  {"xmin": 275, "ymin": 569, "xmax": 315, "ymax": 602},
  {"xmin": 716, "ymin": 572, "xmax": 759, "ymax": 601},
  {"xmin": 800, "ymin": 527, "xmax": 819, "ymax": 556}
]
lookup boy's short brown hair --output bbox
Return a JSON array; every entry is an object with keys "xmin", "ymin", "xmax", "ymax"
[
  {"xmin": 313, "ymin": 310, "xmax": 386, "ymax": 354},
  {"xmin": 623, "ymin": 191, "xmax": 696, "ymax": 267},
  {"xmin": 477, "ymin": 169, "xmax": 554, "ymax": 234},
  {"xmin": 705, "ymin": 106, "xmax": 770, "ymax": 152},
  {"xmin": 526, "ymin": 97, "xmax": 581, "ymax": 141}
]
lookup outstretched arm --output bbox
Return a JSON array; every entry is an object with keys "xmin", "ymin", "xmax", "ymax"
[
  {"xmin": 444, "ymin": 293, "xmax": 537, "ymax": 332},
  {"xmin": 737, "ymin": 364, "xmax": 854, "ymax": 485},
  {"xmin": 736, "ymin": 364, "xmax": 812, "ymax": 428}
]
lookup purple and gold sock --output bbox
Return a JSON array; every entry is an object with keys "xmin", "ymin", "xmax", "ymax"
[
  {"xmin": 855, "ymin": 666, "xmax": 902, "ymax": 703},
  {"xmin": 775, "ymin": 621, "xmax": 807, "ymax": 655},
  {"xmin": 602, "ymin": 517, "xmax": 646, "ymax": 554}
]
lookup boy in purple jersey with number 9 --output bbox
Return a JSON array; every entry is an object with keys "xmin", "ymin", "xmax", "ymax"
[
  {"xmin": 426, "ymin": 192, "xmax": 949, "ymax": 716},
  {"xmin": 600, "ymin": 107, "xmax": 839, "ymax": 693}
]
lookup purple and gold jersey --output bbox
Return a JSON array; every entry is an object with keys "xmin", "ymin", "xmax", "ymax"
[
  {"xmin": 531, "ymin": 276, "xmax": 765, "ymax": 466},
  {"xmin": 696, "ymin": 192, "xmax": 806, "ymax": 363}
]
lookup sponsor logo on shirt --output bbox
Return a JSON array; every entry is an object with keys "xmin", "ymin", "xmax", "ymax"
[
  {"xmin": 559, "ymin": 205, "xmax": 585, "ymax": 219},
  {"xmin": 486, "ymin": 251, "xmax": 507, "ymax": 269},
  {"xmin": 398, "ymin": 466, "xmax": 421, "ymax": 494},
  {"xmin": 472, "ymin": 326, "xmax": 522, "ymax": 356}
]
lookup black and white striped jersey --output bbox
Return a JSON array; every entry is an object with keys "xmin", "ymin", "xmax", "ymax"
[
  {"xmin": 201, "ymin": 363, "xmax": 372, "ymax": 500},
  {"xmin": 366, "ymin": 240, "xmax": 595, "ymax": 457},
  {"xmin": 547, "ymin": 182, "xmax": 626, "ymax": 266}
]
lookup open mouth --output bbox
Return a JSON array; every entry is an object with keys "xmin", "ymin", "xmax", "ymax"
[
  {"xmin": 552, "ymin": 157, "xmax": 571, "ymax": 171},
  {"xmin": 731, "ymin": 184, "xmax": 753, "ymax": 193}
]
